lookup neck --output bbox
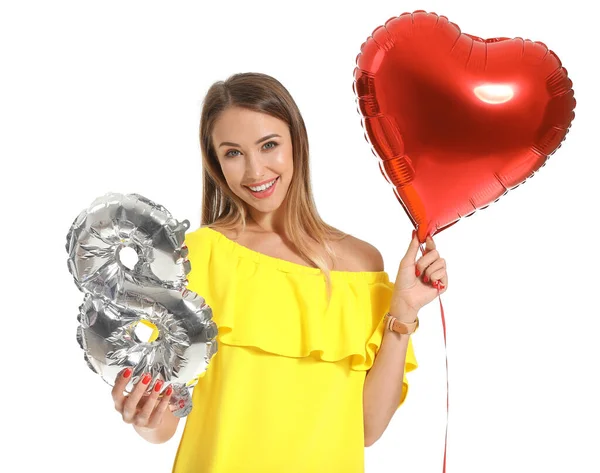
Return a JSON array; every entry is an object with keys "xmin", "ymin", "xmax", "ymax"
[{"xmin": 247, "ymin": 199, "xmax": 288, "ymax": 234}]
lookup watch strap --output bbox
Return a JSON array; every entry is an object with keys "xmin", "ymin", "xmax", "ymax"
[{"xmin": 386, "ymin": 313, "xmax": 419, "ymax": 335}]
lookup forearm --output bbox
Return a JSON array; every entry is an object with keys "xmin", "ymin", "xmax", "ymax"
[
  {"xmin": 133, "ymin": 409, "xmax": 180, "ymax": 444},
  {"xmin": 363, "ymin": 306, "xmax": 417, "ymax": 446}
]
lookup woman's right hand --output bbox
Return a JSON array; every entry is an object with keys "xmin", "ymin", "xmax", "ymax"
[{"xmin": 112, "ymin": 368, "xmax": 174, "ymax": 431}]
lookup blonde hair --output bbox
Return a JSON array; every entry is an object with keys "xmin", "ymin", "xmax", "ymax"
[{"xmin": 199, "ymin": 72, "xmax": 346, "ymax": 297}]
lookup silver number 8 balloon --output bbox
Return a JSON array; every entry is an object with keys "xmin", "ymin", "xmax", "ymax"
[{"xmin": 66, "ymin": 192, "xmax": 218, "ymax": 417}]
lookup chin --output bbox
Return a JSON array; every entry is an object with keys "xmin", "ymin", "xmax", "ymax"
[{"xmin": 246, "ymin": 198, "xmax": 285, "ymax": 214}]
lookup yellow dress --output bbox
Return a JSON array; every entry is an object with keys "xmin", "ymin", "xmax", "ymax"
[{"xmin": 172, "ymin": 226, "xmax": 418, "ymax": 473}]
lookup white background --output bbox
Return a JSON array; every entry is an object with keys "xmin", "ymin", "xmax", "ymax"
[{"xmin": 2, "ymin": 0, "xmax": 598, "ymax": 472}]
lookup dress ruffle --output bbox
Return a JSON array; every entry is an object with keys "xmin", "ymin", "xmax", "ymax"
[{"xmin": 184, "ymin": 226, "xmax": 418, "ymax": 373}]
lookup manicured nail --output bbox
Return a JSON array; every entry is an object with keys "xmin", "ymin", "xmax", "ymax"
[
  {"xmin": 432, "ymin": 280, "xmax": 439, "ymax": 288},
  {"xmin": 412, "ymin": 229, "xmax": 416, "ymax": 239},
  {"xmin": 423, "ymin": 275, "xmax": 429, "ymax": 283},
  {"xmin": 154, "ymin": 380, "xmax": 164, "ymax": 392},
  {"xmin": 142, "ymin": 373, "xmax": 152, "ymax": 385},
  {"xmin": 179, "ymin": 400, "xmax": 185, "ymax": 408},
  {"xmin": 165, "ymin": 386, "xmax": 173, "ymax": 396},
  {"xmin": 439, "ymin": 284, "xmax": 446, "ymax": 290},
  {"xmin": 415, "ymin": 267, "xmax": 421, "ymax": 277},
  {"xmin": 122, "ymin": 368, "xmax": 132, "ymax": 379}
]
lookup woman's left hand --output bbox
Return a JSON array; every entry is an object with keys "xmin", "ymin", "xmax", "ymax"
[{"xmin": 390, "ymin": 231, "xmax": 448, "ymax": 314}]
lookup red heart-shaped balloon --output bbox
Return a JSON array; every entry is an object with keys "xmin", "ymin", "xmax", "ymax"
[{"xmin": 353, "ymin": 10, "xmax": 576, "ymax": 243}]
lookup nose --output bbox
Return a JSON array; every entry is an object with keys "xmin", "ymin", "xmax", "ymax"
[{"xmin": 244, "ymin": 150, "xmax": 266, "ymax": 178}]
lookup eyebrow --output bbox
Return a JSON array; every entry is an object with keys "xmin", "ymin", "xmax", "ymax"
[{"xmin": 218, "ymin": 133, "xmax": 281, "ymax": 148}]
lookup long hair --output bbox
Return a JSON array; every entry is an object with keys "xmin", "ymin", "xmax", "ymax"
[{"xmin": 199, "ymin": 72, "xmax": 346, "ymax": 297}]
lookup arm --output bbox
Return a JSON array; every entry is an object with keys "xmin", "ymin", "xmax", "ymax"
[
  {"xmin": 363, "ymin": 302, "xmax": 417, "ymax": 446},
  {"xmin": 361, "ymin": 231, "xmax": 448, "ymax": 446}
]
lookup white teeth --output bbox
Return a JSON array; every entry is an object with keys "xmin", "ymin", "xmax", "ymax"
[{"xmin": 249, "ymin": 178, "xmax": 277, "ymax": 192}]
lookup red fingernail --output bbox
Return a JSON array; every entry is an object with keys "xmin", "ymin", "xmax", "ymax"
[
  {"xmin": 439, "ymin": 284, "xmax": 446, "ymax": 290},
  {"xmin": 154, "ymin": 380, "xmax": 164, "ymax": 392},
  {"xmin": 423, "ymin": 276, "xmax": 429, "ymax": 283},
  {"xmin": 432, "ymin": 280, "xmax": 439, "ymax": 288},
  {"xmin": 179, "ymin": 400, "xmax": 185, "ymax": 408},
  {"xmin": 142, "ymin": 373, "xmax": 152, "ymax": 385},
  {"xmin": 415, "ymin": 268, "xmax": 421, "ymax": 277},
  {"xmin": 165, "ymin": 386, "xmax": 173, "ymax": 396},
  {"xmin": 123, "ymin": 368, "xmax": 132, "ymax": 378}
]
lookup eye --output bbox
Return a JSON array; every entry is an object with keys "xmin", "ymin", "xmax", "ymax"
[
  {"xmin": 262, "ymin": 141, "xmax": 278, "ymax": 150},
  {"xmin": 225, "ymin": 149, "xmax": 241, "ymax": 158}
]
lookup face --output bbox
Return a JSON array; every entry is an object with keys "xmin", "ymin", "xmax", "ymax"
[{"xmin": 211, "ymin": 106, "xmax": 294, "ymax": 217}]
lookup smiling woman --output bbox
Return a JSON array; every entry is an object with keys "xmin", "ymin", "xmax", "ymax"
[
  {"xmin": 197, "ymin": 72, "xmax": 345, "ymax": 290},
  {"xmin": 110, "ymin": 72, "xmax": 449, "ymax": 473},
  {"xmin": 213, "ymin": 109, "xmax": 292, "ymax": 207}
]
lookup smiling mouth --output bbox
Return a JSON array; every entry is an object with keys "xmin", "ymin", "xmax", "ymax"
[{"xmin": 244, "ymin": 177, "xmax": 279, "ymax": 192}]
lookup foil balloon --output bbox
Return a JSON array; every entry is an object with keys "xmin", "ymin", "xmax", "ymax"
[
  {"xmin": 353, "ymin": 10, "xmax": 576, "ymax": 242},
  {"xmin": 66, "ymin": 192, "xmax": 218, "ymax": 417}
]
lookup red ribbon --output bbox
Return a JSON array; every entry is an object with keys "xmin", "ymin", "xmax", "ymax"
[
  {"xmin": 439, "ymin": 293, "xmax": 448, "ymax": 472},
  {"xmin": 419, "ymin": 243, "xmax": 448, "ymax": 472}
]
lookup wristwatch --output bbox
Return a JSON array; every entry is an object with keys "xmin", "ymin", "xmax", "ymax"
[{"xmin": 386, "ymin": 313, "xmax": 419, "ymax": 335}]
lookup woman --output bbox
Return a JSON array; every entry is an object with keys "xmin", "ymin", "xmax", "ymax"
[{"xmin": 111, "ymin": 72, "xmax": 448, "ymax": 473}]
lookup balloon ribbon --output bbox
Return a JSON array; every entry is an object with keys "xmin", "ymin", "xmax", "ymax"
[{"xmin": 419, "ymin": 242, "xmax": 448, "ymax": 472}]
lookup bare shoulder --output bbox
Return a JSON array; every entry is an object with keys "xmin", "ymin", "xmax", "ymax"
[{"xmin": 332, "ymin": 233, "xmax": 384, "ymax": 272}]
